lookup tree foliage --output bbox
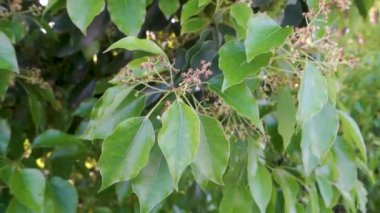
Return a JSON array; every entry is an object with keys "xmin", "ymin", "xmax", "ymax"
[{"xmin": 0, "ymin": 0, "xmax": 378, "ymax": 212}]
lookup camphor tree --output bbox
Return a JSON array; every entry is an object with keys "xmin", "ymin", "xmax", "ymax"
[{"xmin": 0, "ymin": 0, "xmax": 375, "ymax": 212}]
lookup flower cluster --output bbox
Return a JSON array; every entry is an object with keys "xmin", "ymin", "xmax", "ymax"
[
  {"xmin": 24, "ymin": 67, "xmax": 50, "ymax": 89},
  {"xmin": 112, "ymin": 56, "xmax": 170, "ymax": 85},
  {"xmin": 289, "ymin": 1, "xmax": 358, "ymax": 72},
  {"xmin": 180, "ymin": 60, "xmax": 212, "ymax": 92},
  {"xmin": 29, "ymin": 4, "xmax": 43, "ymax": 16}
]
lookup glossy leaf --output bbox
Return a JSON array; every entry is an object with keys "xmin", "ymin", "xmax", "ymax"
[
  {"xmin": 219, "ymin": 40, "xmax": 271, "ymax": 90},
  {"xmin": 229, "ymin": 3, "xmax": 253, "ymax": 39},
  {"xmin": 249, "ymin": 164, "xmax": 272, "ymax": 213},
  {"xmin": 219, "ymin": 184, "xmax": 253, "ymax": 213},
  {"xmin": 339, "ymin": 111, "xmax": 367, "ymax": 162},
  {"xmin": 0, "ymin": 119, "xmax": 10, "ymax": 156},
  {"xmin": 209, "ymin": 78, "xmax": 263, "ymax": 132},
  {"xmin": 191, "ymin": 163, "xmax": 209, "ymax": 190},
  {"xmin": 104, "ymin": 36, "xmax": 166, "ymax": 56},
  {"xmin": 108, "ymin": 0, "xmax": 146, "ymax": 35},
  {"xmin": 9, "ymin": 169, "xmax": 45, "ymax": 212},
  {"xmin": 159, "ymin": 0, "xmax": 179, "ymax": 19},
  {"xmin": 301, "ymin": 102, "xmax": 339, "ymax": 175},
  {"xmin": 273, "ymin": 169, "xmax": 299, "ymax": 213},
  {"xmin": 296, "ymin": 63, "xmax": 328, "ymax": 125},
  {"xmin": 99, "ymin": 117, "xmax": 155, "ymax": 190},
  {"xmin": 81, "ymin": 85, "xmax": 145, "ymax": 140},
  {"xmin": 276, "ymin": 88, "xmax": 297, "ymax": 150},
  {"xmin": 33, "ymin": 129, "xmax": 81, "ymax": 148},
  {"xmin": 0, "ymin": 32, "xmax": 19, "ymax": 73},
  {"xmin": 245, "ymin": 13, "xmax": 292, "ymax": 62},
  {"xmin": 158, "ymin": 101, "xmax": 200, "ymax": 187},
  {"xmin": 45, "ymin": 177, "xmax": 78, "ymax": 213},
  {"xmin": 132, "ymin": 145, "xmax": 174, "ymax": 213},
  {"xmin": 192, "ymin": 115, "xmax": 229, "ymax": 185},
  {"xmin": 66, "ymin": 0, "xmax": 105, "ymax": 35}
]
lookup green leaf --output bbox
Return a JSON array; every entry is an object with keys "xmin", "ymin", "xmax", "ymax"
[
  {"xmin": 316, "ymin": 175, "xmax": 334, "ymax": 207},
  {"xmin": 115, "ymin": 181, "xmax": 133, "ymax": 204},
  {"xmin": 306, "ymin": 185, "xmax": 319, "ymax": 213},
  {"xmin": 338, "ymin": 111, "xmax": 367, "ymax": 162},
  {"xmin": 332, "ymin": 138, "xmax": 357, "ymax": 191},
  {"xmin": 132, "ymin": 145, "xmax": 174, "ymax": 213},
  {"xmin": 181, "ymin": 0, "xmax": 207, "ymax": 24},
  {"xmin": 209, "ymin": 78, "xmax": 263, "ymax": 132},
  {"xmin": 33, "ymin": 129, "xmax": 81, "ymax": 148},
  {"xmin": 276, "ymin": 88, "xmax": 297, "ymax": 150},
  {"xmin": 296, "ymin": 63, "xmax": 328, "ymax": 125},
  {"xmin": 0, "ymin": 69, "xmax": 12, "ymax": 100},
  {"xmin": 199, "ymin": 0, "xmax": 211, "ymax": 6},
  {"xmin": 66, "ymin": 0, "xmax": 105, "ymax": 35},
  {"xmin": 28, "ymin": 93, "xmax": 45, "ymax": 131},
  {"xmin": 191, "ymin": 164, "xmax": 209, "ymax": 190},
  {"xmin": 192, "ymin": 115, "xmax": 229, "ymax": 185},
  {"xmin": 0, "ymin": 32, "xmax": 19, "ymax": 73},
  {"xmin": 247, "ymin": 137, "xmax": 259, "ymax": 177},
  {"xmin": 219, "ymin": 184, "xmax": 253, "ymax": 213},
  {"xmin": 158, "ymin": 101, "xmax": 200, "ymax": 187},
  {"xmin": 9, "ymin": 169, "xmax": 46, "ymax": 212},
  {"xmin": 273, "ymin": 169, "xmax": 299, "ymax": 213},
  {"xmin": 181, "ymin": 17, "xmax": 209, "ymax": 34},
  {"xmin": 81, "ymin": 85, "xmax": 145, "ymax": 140},
  {"xmin": 45, "ymin": 177, "xmax": 78, "ymax": 213},
  {"xmin": 301, "ymin": 102, "xmax": 339, "ymax": 175},
  {"xmin": 229, "ymin": 3, "xmax": 253, "ymax": 39},
  {"xmin": 159, "ymin": 0, "xmax": 179, "ymax": 19},
  {"xmin": 6, "ymin": 199, "xmax": 34, "ymax": 213},
  {"xmin": 355, "ymin": 0, "xmax": 374, "ymax": 18},
  {"xmin": 99, "ymin": 117, "xmax": 155, "ymax": 190},
  {"xmin": 107, "ymin": 0, "xmax": 146, "ymax": 35},
  {"xmin": 356, "ymin": 181, "xmax": 367, "ymax": 213},
  {"xmin": 104, "ymin": 36, "xmax": 166, "ymax": 56},
  {"xmin": 245, "ymin": 13, "xmax": 292, "ymax": 62},
  {"xmin": 0, "ymin": 119, "xmax": 10, "ymax": 156},
  {"xmin": 248, "ymin": 164, "xmax": 272, "ymax": 213},
  {"xmin": 219, "ymin": 40, "xmax": 271, "ymax": 91}
]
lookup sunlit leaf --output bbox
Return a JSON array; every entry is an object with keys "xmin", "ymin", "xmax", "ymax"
[
  {"xmin": 192, "ymin": 115, "xmax": 229, "ymax": 185},
  {"xmin": 104, "ymin": 36, "xmax": 166, "ymax": 56},
  {"xmin": 248, "ymin": 164, "xmax": 272, "ymax": 213},
  {"xmin": 230, "ymin": 3, "xmax": 253, "ymax": 39},
  {"xmin": 219, "ymin": 40, "xmax": 271, "ymax": 91},
  {"xmin": 99, "ymin": 117, "xmax": 155, "ymax": 190},
  {"xmin": 338, "ymin": 111, "xmax": 367, "ymax": 162},
  {"xmin": 81, "ymin": 85, "xmax": 145, "ymax": 140},
  {"xmin": 296, "ymin": 63, "xmax": 328, "ymax": 125},
  {"xmin": 245, "ymin": 13, "xmax": 292, "ymax": 62},
  {"xmin": 209, "ymin": 77, "xmax": 263, "ymax": 132},
  {"xmin": 158, "ymin": 101, "xmax": 200, "ymax": 187},
  {"xmin": 276, "ymin": 88, "xmax": 297, "ymax": 150}
]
